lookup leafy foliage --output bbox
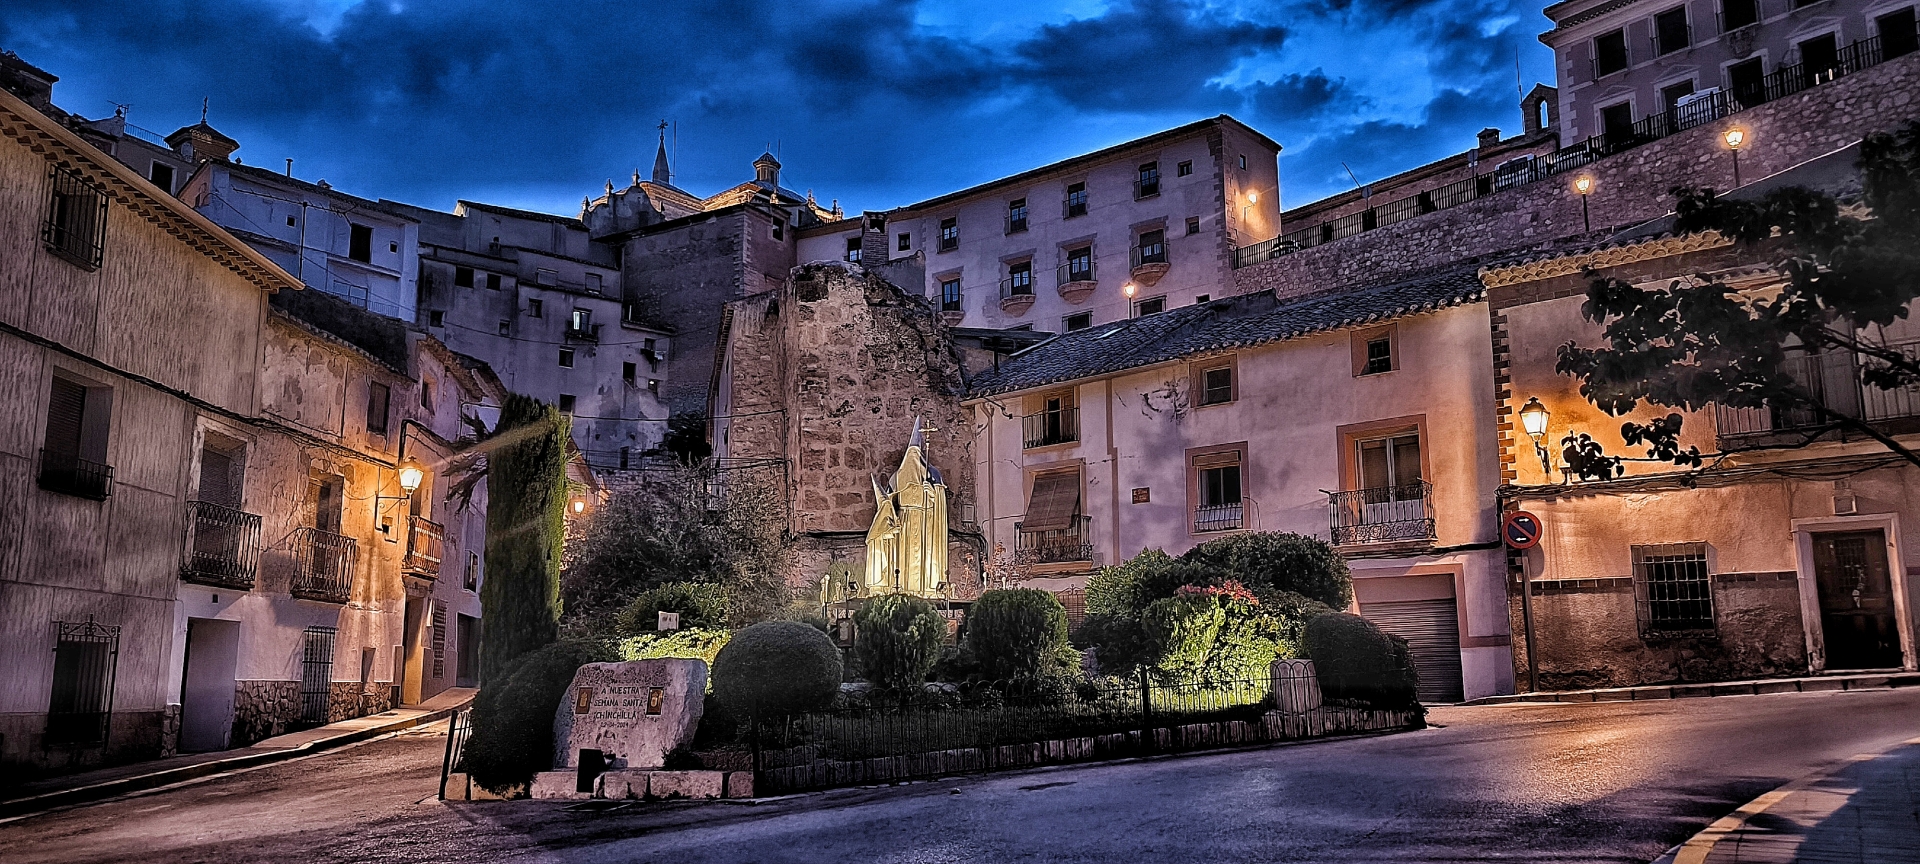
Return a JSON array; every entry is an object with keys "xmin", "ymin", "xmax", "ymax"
[
  {"xmin": 617, "ymin": 627, "xmax": 732, "ymax": 670},
  {"xmin": 965, "ymin": 588, "xmax": 1074, "ymax": 680},
  {"xmin": 662, "ymin": 411, "xmax": 712, "ymax": 463},
  {"xmin": 1179, "ymin": 532, "xmax": 1355, "ymax": 608},
  {"xmin": 463, "ymin": 640, "xmax": 616, "ymax": 793},
  {"xmin": 852, "ymin": 593, "xmax": 947, "ymax": 691},
  {"xmin": 1557, "ymin": 123, "xmax": 1920, "ymax": 472},
  {"xmin": 480, "ymin": 394, "xmax": 568, "ymax": 681},
  {"xmin": 614, "ymin": 582, "xmax": 730, "ymax": 636},
  {"xmin": 711, "ymin": 621, "xmax": 843, "ymax": 718},
  {"xmin": 1304, "ymin": 613, "xmax": 1420, "ymax": 710}
]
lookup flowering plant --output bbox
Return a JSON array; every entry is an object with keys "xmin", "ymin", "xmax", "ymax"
[{"xmin": 1174, "ymin": 579, "xmax": 1259, "ymax": 606}]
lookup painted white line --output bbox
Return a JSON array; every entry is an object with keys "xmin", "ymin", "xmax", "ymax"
[{"xmin": 1668, "ymin": 733, "xmax": 1920, "ymax": 864}]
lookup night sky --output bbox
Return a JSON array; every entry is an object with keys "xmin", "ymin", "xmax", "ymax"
[{"xmin": 2, "ymin": 0, "xmax": 1556, "ymax": 219}]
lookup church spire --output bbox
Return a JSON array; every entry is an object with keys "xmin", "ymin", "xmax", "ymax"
[{"xmin": 651, "ymin": 120, "xmax": 672, "ymax": 185}]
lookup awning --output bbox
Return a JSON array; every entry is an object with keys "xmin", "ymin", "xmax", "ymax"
[{"xmin": 1022, "ymin": 471, "xmax": 1081, "ymax": 532}]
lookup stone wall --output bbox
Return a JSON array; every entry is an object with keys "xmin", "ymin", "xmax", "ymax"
[
  {"xmin": 231, "ymin": 679, "xmax": 301, "ymax": 747},
  {"xmin": 1235, "ymin": 50, "xmax": 1920, "ymax": 299},
  {"xmin": 325, "ymin": 681, "xmax": 392, "ymax": 724}
]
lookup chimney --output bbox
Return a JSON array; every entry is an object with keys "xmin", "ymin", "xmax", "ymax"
[
  {"xmin": 0, "ymin": 51, "xmax": 58, "ymax": 112},
  {"xmin": 860, "ymin": 211, "xmax": 890, "ymax": 264},
  {"xmin": 1477, "ymin": 127, "xmax": 1502, "ymax": 150}
]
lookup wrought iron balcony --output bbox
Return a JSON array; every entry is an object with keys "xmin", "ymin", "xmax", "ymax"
[
  {"xmin": 563, "ymin": 324, "xmax": 601, "ymax": 342},
  {"xmin": 999, "ymin": 274, "xmax": 1035, "ymax": 299},
  {"xmin": 1714, "ymin": 342, "xmax": 1920, "ymax": 438},
  {"xmin": 1057, "ymin": 260, "xmax": 1096, "ymax": 287},
  {"xmin": 181, "ymin": 501, "xmax": 262, "ymax": 590},
  {"xmin": 1328, "ymin": 481, "xmax": 1436, "ymax": 545},
  {"xmin": 1016, "ymin": 514, "xmax": 1093, "ymax": 564},
  {"xmin": 38, "ymin": 448, "xmax": 113, "ymax": 500},
  {"xmin": 1130, "ymin": 243, "xmax": 1167, "ymax": 268},
  {"xmin": 291, "ymin": 527, "xmax": 357, "ymax": 603},
  {"xmin": 1193, "ymin": 503, "xmax": 1244, "ymax": 533},
  {"xmin": 405, "ymin": 515, "xmax": 446, "ymax": 578},
  {"xmin": 1022, "ymin": 407, "xmax": 1079, "ymax": 449}
]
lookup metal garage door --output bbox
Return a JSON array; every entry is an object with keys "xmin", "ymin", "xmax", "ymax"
[{"xmin": 1361, "ymin": 598, "xmax": 1465, "ymax": 704}]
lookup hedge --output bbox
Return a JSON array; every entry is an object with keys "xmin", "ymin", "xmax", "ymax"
[
  {"xmin": 966, "ymin": 588, "xmax": 1072, "ymax": 680},
  {"xmin": 711, "ymin": 621, "xmax": 843, "ymax": 718},
  {"xmin": 853, "ymin": 593, "xmax": 946, "ymax": 691},
  {"xmin": 1303, "ymin": 612, "xmax": 1420, "ymax": 709},
  {"xmin": 462, "ymin": 640, "xmax": 616, "ymax": 793}
]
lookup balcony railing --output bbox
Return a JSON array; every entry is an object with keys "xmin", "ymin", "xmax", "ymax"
[
  {"xmin": 999, "ymin": 274, "xmax": 1035, "ymax": 299},
  {"xmin": 405, "ymin": 515, "xmax": 446, "ymax": 578},
  {"xmin": 1193, "ymin": 503, "xmax": 1244, "ymax": 533},
  {"xmin": 1057, "ymin": 260, "xmax": 1096, "ymax": 286},
  {"xmin": 1130, "ymin": 244, "xmax": 1167, "ymax": 268},
  {"xmin": 1134, "ymin": 177, "xmax": 1160, "ymax": 199},
  {"xmin": 181, "ymin": 501, "xmax": 262, "ymax": 590},
  {"xmin": 1016, "ymin": 515, "xmax": 1093, "ymax": 564},
  {"xmin": 1022, "ymin": 407, "xmax": 1079, "ymax": 448},
  {"xmin": 1230, "ymin": 24, "xmax": 1920, "ymax": 270},
  {"xmin": 38, "ymin": 448, "xmax": 113, "ymax": 500},
  {"xmin": 1328, "ymin": 482, "xmax": 1436, "ymax": 545},
  {"xmin": 563, "ymin": 324, "xmax": 601, "ymax": 342},
  {"xmin": 291, "ymin": 526, "xmax": 357, "ymax": 604},
  {"xmin": 1715, "ymin": 343, "xmax": 1920, "ymax": 437}
]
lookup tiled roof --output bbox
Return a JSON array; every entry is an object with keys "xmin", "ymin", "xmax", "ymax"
[
  {"xmin": 459, "ymin": 199, "xmax": 586, "ymax": 228},
  {"xmin": 965, "ymin": 264, "xmax": 1487, "ymax": 398}
]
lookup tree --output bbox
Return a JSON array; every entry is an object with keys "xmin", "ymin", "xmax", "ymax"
[
  {"xmin": 480, "ymin": 394, "xmax": 569, "ymax": 681},
  {"xmin": 852, "ymin": 593, "xmax": 946, "ymax": 691},
  {"xmin": 1557, "ymin": 123, "xmax": 1920, "ymax": 476}
]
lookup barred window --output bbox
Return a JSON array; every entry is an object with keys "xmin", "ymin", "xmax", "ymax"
[
  {"xmin": 1633, "ymin": 542, "xmax": 1716, "ymax": 634},
  {"xmin": 44, "ymin": 166, "xmax": 109, "ymax": 270},
  {"xmin": 47, "ymin": 617, "xmax": 119, "ymax": 746},
  {"xmin": 431, "ymin": 606, "xmax": 448, "ymax": 680}
]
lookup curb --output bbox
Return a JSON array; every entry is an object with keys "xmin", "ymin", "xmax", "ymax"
[
  {"xmin": 1652, "ymin": 733, "xmax": 1920, "ymax": 864},
  {"xmin": 1456, "ymin": 671, "xmax": 1920, "ymax": 707},
  {"xmin": 0, "ymin": 699, "xmax": 470, "ymax": 820}
]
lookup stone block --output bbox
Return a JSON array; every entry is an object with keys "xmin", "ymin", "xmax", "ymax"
[
  {"xmin": 1798, "ymin": 677, "xmax": 1845, "ymax": 692},
  {"xmin": 531, "ymin": 771, "xmax": 591, "ymax": 800},
  {"xmin": 648, "ymin": 770, "xmax": 724, "ymax": 800},
  {"xmin": 1270, "ymin": 659, "xmax": 1323, "ymax": 714},
  {"xmin": 554, "ymin": 659, "xmax": 708, "ymax": 771},
  {"xmin": 1842, "ymin": 675, "xmax": 1892, "ymax": 690},
  {"xmin": 723, "ymin": 771, "xmax": 755, "ymax": 798},
  {"xmin": 1752, "ymin": 680, "xmax": 1800, "ymax": 695},
  {"xmin": 598, "ymin": 769, "xmax": 649, "ymax": 800}
]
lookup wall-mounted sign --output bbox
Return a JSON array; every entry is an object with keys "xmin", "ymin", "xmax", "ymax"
[
  {"xmin": 1131, "ymin": 487, "xmax": 1151, "ymax": 504},
  {"xmin": 1503, "ymin": 511, "xmax": 1544, "ymax": 549}
]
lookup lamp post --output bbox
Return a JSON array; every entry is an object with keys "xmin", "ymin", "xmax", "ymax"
[
  {"xmin": 1573, "ymin": 176, "xmax": 1594, "ymax": 233},
  {"xmin": 1724, "ymin": 126, "xmax": 1747, "ymax": 187},
  {"xmin": 1519, "ymin": 397, "xmax": 1554, "ymax": 478}
]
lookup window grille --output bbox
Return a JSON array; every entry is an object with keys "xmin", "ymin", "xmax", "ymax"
[
  {"xmin": 465, "ymin": 550, "xmax": 480, "ymax": 591},
  {"xmin": 1633, "ymin": 543, "xmax": 1716, "ymax": 635},
  {"xmin": 300, "ymin": 626, "xmax": 336, "ymax": 725},
  {"xmin": 432, "ymin": 607, "xmax": 448, "ymax": 680},
  {"xmin": 43, "ymin": 166, "xmax": 109, "ymax": 270},
  {"xmin": 1364, "ymin": 336, "xmax": 1393, "ymax": 374},
  {"xmin": 47, "ymin": 617, "xmax": 119, "ymax": 746}
]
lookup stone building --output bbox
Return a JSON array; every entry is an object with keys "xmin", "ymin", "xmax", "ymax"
[{"xmin": 711, "ymin": 262, "xmax": 982, "ymax": 598}]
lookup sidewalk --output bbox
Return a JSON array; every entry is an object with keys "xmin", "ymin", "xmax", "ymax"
[
  {"xmin": 0, "ymin": 687, "xmax": 474, "ymax": 820},
  {"xmin": 1459, "ymin": 671, "xmax": 1920, "ymax": 706},
  {"xmin": 1658, "ymin": 735, "xmax": 1920, "ymax": 864}
]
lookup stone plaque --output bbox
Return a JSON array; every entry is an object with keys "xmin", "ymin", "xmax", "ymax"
[{"xmin": 552, "ymin": 659, "xmax": 707, "ymax": 770}]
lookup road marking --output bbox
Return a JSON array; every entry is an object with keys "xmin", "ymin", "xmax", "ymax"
[{"xmin": 1667, "ymin": 733, "xmax": 1920, "ymax": 864}]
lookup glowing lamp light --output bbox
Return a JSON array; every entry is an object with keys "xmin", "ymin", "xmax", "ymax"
[
  {"xmin": 570, "ymin": 497, "xmax": 587, "ymax": 515},
  {"xmin": 1123, "ymin": 283, "xmax": 1137, "ymax": 298},
  {"xmin": 1573, "ymin": 176, "xmax": 1593, "ymax": 195},
  {"xmin": 1519, "ymin": 397, "xmax": 1551, "ymax": 443},
  {"xmin": 1723, "ymin": 127, "xmax": 1746, "ymax": 151},
  {"xmin": 1247, "ymin": 191, "xmax": 1258, "ymax": 204},
  {"xmin": 396, "ymin": 459, "xmax": 425, "ymax": 495}
]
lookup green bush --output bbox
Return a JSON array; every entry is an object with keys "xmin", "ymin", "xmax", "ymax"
[
  {"xmin": 966, "ymin": 588, "xmax": 1073, "ymax": 680},
  {"xmin": 618, "ymin": 627, "xmax": 731, "ymax": 673},
  {"xmin": 712, "ymin": 621, "xmax": 843, "ymax": 718},
  {"xmin": 1142, "ymin": 593, "xmax": 1286, "ymax": 684},
  {"xmin": 1180, "ymin": 532, "xmax": 1354, "ymax": 608},
  {"xmin": 462, "ymin": 640, "xmax": 616, "ymax": 793},
  {"xmin": 615, "ymin": 582, "xmax": 730, "ymax": 635},
  {"xmin": 480, "ymin": 395, "xmax": 569, "ymax": 680},
  {"xmin": 1085, "ymin": 549, "xmax": 1207, "ymax": 620},
  {"xmin": 853, "ymin": 594, "xmax": 946, "ymax": 691},
  {"xmin": 1303, "ymin": 612, "xmax": 1420, "ymax": 709}
]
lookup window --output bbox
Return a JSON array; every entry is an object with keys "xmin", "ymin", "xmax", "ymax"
[
  {"xmin": 1065, "ymin": 246, "xmax": 1093, "ymax": 283},
  {"xmin": 1357, "ymin": 432, "xmax": 1422, "ymax": 492},
  {"xmin": 1007, "ymin": 261, "xmax": 1033, "ymax": 296},
  {"xmin": 497, "ymin": 319, "xmax": 510, "ymax": 336},
  {"xmin": 46, "ymin": 618, "xmax": 119, "ymax": 746},
  {"xmin": 367, "ymin": 381, "xmax": 390, "ymax": 435},
  {"xmin": 1594, "ymin": 29, "xmax": 1630, "ymax": 76},
  {"xmin": 1882, "ymin": 8, "xmax": 1919, "ymax": 60},
  {"xmin": 940, "ymin": 277, "xmax": 962, "ymax": 312},
  {"xmin": 1065, "ymin": 182, "xmax": 1088, "ymax": 218},
  {"xmin": 454, "ymin": 266, "xmax": 474, "ymax": 288},
  {"xmin": 1023, "ymin": 392, "xmax": 1078, "ymax": 448},
  {"xmin": 1020, "ymin": 469, "xmax": 1084, "ymax": 539},
  {"xmin": 1238, "ymin": 154, "xmax": 1247, "ymax": 170},
  {"xmin": 559, "ymin": 348, "xmax": 575, "ymax": 368},
  {"xmin": 1135, "ymin": 229, "xmax": 1166, "ymax": 266},
  {"xmin": 558, "ymin": 394, "xmax": 576, "ymax": 412},
  {"xmin": 1191, "ymin": 448, "xmax": 1244, "ymax": 532},
  {"xmin": 1633, "ymin": 543, "xmax": 1716, "ymax": 634},
  {"xmin": 1661, "ymin": 80, "xmax": 1696, "ymax": 114},
  {"xmin": 1800, "ymin": 33, "xmax": 1840, "ymax": 80},
  {"xmin": 419, "ymin": 378, "xmax": 433, "ymax": 410},
  {"xmin": 772, "ymin": 219, "xmax": 784, "ymax": 240},
  {"xmin": 648, "ymin": 379, "xmax": 660, "ymax": 394},
  {"xmin": 898, "ymin": 232, "xmax": 911, "ymax": 251},
  {"xmin": 528, "ymin": 299, "xmax": 543, "ymax": 318},
  {"xmin": 43, "ymin": 166, "xmax": 108, "ymax": 270},
  {"xmin": 148, "ymin": 162, "xmax": 174, "ymax": 193},
  {"xmin": 195, "ymin": 440, "xmax": 245, "ymax": 509},
  {"xmin": 939, "ymin": 217, "xmax": 958, "ymax": 252},
  {"xmin": 1654, "ymin": 7, "xmax": 1690, "ymax": 55},
  {"xmin": 585, "ymin": 272, "xmax": 602, "ymax": 294},
  {"xmin": 464, "ymin": 551, "xmax": 479, "ymax": 591},
  {"xmin": 428, "ymin": 310, "xmax": 444, "ymax": 328},
  {"xmin": 1134, "ymin": 296, "xmax": 1165, "ymax": 317},
  {"xmin": 287, "ymin": 215, "xmax": 297, "ymax": 227},
  {"xmin": 431, "ymin": 606, "xmax": 447, "ymax": 680},
  {"xmin": 485, "ymin": 272, "xmax": 501, "ymax": 291},
  {"xmin": 570, "ymin": 308, "xmax": 592, "ymax": 333},
  {"xmin": 1136, "ymin": 161, "xmax": 1161, "ymax": 199},
  {"xmin": 1364, "ymin": 337, "xmax": 1393, "ymax": 373},
  {"xmin": 623, "ymin": 361, "xmax": 637, "ymax": 382},
  {"xmin": 535, "ymin": 268, "xmax": 557, "ymax": 286},
  {"xmin": 1177, "ymin": 160, "xmax": 1193, "ymax": 177},
  {"xmin": 1600, "ymin": 101, "xmax": 1635, "ymax": 140},
  {"xmin": 1007, "ymin": 198, "xmax": 1028, "ymax": 233},
  {"xmin": 348, "ymin": 224, "xmax": 373, "ymax": 263},
  {"xmin": 846, "ymin": 237, "xmax": 862, "ymax": 263},
  {"xmin": 40, "ymin": 374, "xmax": 114, "ymax": 500},
  {"xmin": 1195, "ymin": 294, "xmax": 1210, "ymax": 303},
  {"xmin": 1065, "ymin": 312, "xmax": 1092, "ymax": 332},
  {"xmin": 1721, "ymin": 0, "xmax": 1758, "ymax": 31},
  {"xmin": 1355, "ymin": 327, "xmax": 1397, "ymax": 375},
  {"xmin": 1198, "ymin": 364, "xmax": 1234, "ymax": 405},
  {"xmin": 1729, "ymin": 57, "xmax": 1766, "ymax": 105},
  {"xmin": 1186, "ymin": 216, "xmax": 1201, "ymax": 235},
  {"xmin": 389, "ymin": 242, "xmax": 398, "ymax": 253}
]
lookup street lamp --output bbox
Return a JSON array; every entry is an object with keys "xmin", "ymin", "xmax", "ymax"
[
  {"xmin": 396, "ymin": 458, "xmax": 425, "ymax": 497},
  {"xmin": 1724, "ymin": 126, "xmax": 1747, "ymax": 187},
  {"xmin": 1519, "ymin": 397, "xmax": 1553, "ymax": 475},
  {"xmin": 1123, "ymin": 282, "xmax": 1137, "ymax": 299},
  {"xmin": 1573, "ymin": 175, "xmax": 1594, "ymax": 233}
]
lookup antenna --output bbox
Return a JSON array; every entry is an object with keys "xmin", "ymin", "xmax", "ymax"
[
  {"xmin": 1341, "ymin": 162, "xmax": 1363, "ymax": 190},
  {"xmin": 201, "ymin": 96, "xmax": 208, "ymax": 125}
]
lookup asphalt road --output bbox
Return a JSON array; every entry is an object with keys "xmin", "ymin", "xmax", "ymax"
[{"xmin": 5, "ymin": 688, "xmax": 1919, "ymax": 864}]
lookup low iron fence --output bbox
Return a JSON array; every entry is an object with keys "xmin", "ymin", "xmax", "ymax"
[{"xmin": 440, "ymin": 707, "xmax": 474, "ymax": 800}]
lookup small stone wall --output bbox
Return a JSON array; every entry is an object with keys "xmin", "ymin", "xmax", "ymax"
[
  {"xmin": 231, "ymin": 680, "xmax": 301, "ymax": 746},
  {"xmin": 325, "ymin": 682, "xmax": 392, "ymax": 724}
]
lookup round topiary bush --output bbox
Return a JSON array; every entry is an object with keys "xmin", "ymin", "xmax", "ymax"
[
  {"xmin": 853, "ymin": 593, "xmax": 946, "ymax": 691},
  {"xmin": 1303, "ymin": 612, "xmax": 1420, "ymax": 709},
  {"xmin": 966, "ymin": 588, "xmax": 1071, "ymax": 680},
  {"xmin": 614, "ymin": 581, "xmax": 729, "ymax": 636},
  {"xmin": 1180, "ymin": 532, "xmax": 1354, "ymax": 609},
  {"xmin": 711, "ymin": 620, "xmax": 843, "ymax": 718},
  {"xmin": 462, "ymin": 640, "xmax": 616, "ymax": 793}
]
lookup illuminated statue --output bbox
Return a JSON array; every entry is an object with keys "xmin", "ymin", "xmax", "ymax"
[{"xmin": 864, "ymin": 419, "xmax": 949, "ymax": 597}]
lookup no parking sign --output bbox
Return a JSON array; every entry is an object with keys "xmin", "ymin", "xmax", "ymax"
[{"xmin": 1503, "ymin": 511, "xmax": 1543, "ymax": 549}]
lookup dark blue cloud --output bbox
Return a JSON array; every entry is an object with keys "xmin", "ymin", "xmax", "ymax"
[{"xmin": 0, "ymin": 0, "xmax": 1554, "ymax": 218}]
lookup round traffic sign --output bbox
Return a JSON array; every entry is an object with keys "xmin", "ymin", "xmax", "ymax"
[{"xmin": 1503, "ymin": 511, "xmax": 1543, "ymax": 549}]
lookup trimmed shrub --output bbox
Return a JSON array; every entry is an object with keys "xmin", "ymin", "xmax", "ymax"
[
  {"xmin": 1180, "ymin": 532, "xmax": 1354, "ymax": 609},
  {"xmin": 615, "ymin": 582, "xmax": 730, "ymax": 635},
  {"xmin": 853, "ymin": 594, "xmax": 946, "ymax": 691},
  {"xmin": 1142, "ymin": 593, "xmax": 1286, "ymax": 684},
  {"xmin": 462, "ymin": 640, "xmax": 616, "ymax": 793},
  {"xmin": 712, "ymin": 621, "xmax": 842, "ymax": 718},
  {"xmin": 1303, "ymin": 613, "xmax": 1420, "ymax": 709},
  {"xmin": 966, "ymin": 588, "xmax": 1072, "ymax": 680}
]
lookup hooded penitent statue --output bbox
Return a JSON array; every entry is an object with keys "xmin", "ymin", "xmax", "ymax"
[{"xmin": 864, "ymin": 419, "xmax": 948, "ymax": 597}]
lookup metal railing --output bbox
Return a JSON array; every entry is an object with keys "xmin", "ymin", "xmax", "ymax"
[
  {"xmin": 1016, "ymin": 514, "xmax": 1094, "ymax": 564},
  {"xmin": 181, "ymin": 501, "xmax": 262, "ymax": 590},
  {"xmin": 999, "ymin": 273, "xmax": 1035, "ymax": 299},
  {"xmin": 1231, "ymin": 26, "xmax": 1918, "ymax": 269},
  {"xmin": 1057, "ymin": 260, "xmax": 1096, "ymax": 286},
  {"xmin": 38, "ymin": 448, "xmax": 113, "ymax": 500},
  {"xmin": 563, "ymin": 324, "xmax": 600, "ymax": 342},
  {"xmin": 1328, "ymin": 481, "xmax": 1436, "ymax": 545},
  {"xmin": 1021, "ymin": 406, "xmax": 1079, "ymax": 448},
  {"xmin": 1131, "ymin": 243, "xmax": 1167, "ymax": 268},
  {"xmin": 1714, "ymin": 342, "xmax": 1920, "ymax": 437},
  {"xmin": 1005, "ymin": 213, "xmax": 1029, "ymax": 234},
  {"xmin": 440, "ymin": 707, "xmax": 475, "ymax": 800},
  {"xmin": 1134, "ymin": 176, "xmax": 1161, "ymax": 199},
  {"xmin": 405, "ymin": 515, "xmax": 446, "ymax": 578},
  {"xmin": 291, "ymin": 526, "xmax": 357, "ymax": 603},
  {"xmin": 1193, "ymin": 502, "xmax": 1244, "ymax": 533}
]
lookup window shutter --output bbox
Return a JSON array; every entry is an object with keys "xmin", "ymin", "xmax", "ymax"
[
  {"xmin": 198, "ymin": 448, "xmax": 237, "ymax": 507},
  {"xmin": 1193, "ymin": 450, "xmax": 1240, "ymax": 469},
  {"xmin": 45, "ymin": 378, "xmax": 87, "ymax": 457},
  {"xmin": 1022, "ymin": 471, "xmax": 1082, "ymax": 532}
]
